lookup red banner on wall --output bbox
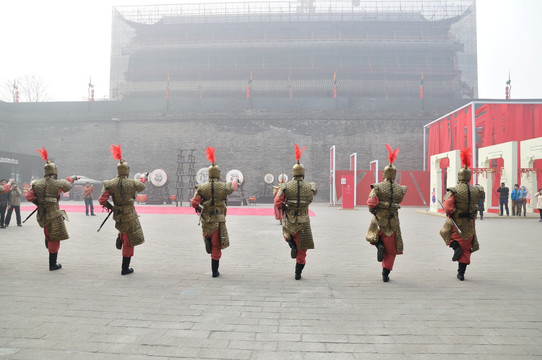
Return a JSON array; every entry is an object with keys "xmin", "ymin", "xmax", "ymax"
[{"xmin": 427, "ymin": 103, "xmax": 542, "ymax": 167}]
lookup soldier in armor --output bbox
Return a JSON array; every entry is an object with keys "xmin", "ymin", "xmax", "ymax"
[
  {"xmin": 190, "ymin": 147, "xmax": 239, "ymax": 277},
  {"xmin": 25, "ymin": 147, "xmax": 79, "ymax": 271},
  {"xmin": 440, "ymin": 148, "xmax": 484, "ymax": 281},
  {"xmin": 366, "ymin": 144, "xmax": 407, "ymax": 282},
  {"xmin": 274, "ymin": 144, "xmax": 317, "ymax": 280},
  {"xmin": 191, "ymin": 147, "xmax": 238, "ymax": 278},
  {"xmin": 273, "ymin": 178, "xmax": 285, "ymax": 225},
  {"xmin": 99, "ymin": 144, "xmax": 147, "ymax": 275}
]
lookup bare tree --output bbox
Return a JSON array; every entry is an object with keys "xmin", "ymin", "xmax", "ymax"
[
  {"xmin": 0, "ymin": 74, "xmax": 50, "ymax": 102},
  {"xmin": 19, "ymin": 74, "xmax": 50, "ymax": 102},
  {"xmin": 0, "ymin": 79, "xmax": 18, "ymax": 102}
]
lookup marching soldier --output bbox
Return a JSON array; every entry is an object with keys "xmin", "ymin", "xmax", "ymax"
[
  {"xmin": 440, "ymin": 148, "xmax": 484, "ymax": 281},
  {"xmin": 191, "ymin": 147, "xmax": 238, "ymax": 278},
  {"xmin": 25, "ymin": 147, "xmax": 79, "ymax": 271},
  {"xmin": 366, "ymin": 144, "xmax": 407, "ymax": 282},
  {"xmin": 99, "ymin": 144, "xmax": 147, "ymax": 275},
  {"xmin": 274, "ymin": 144, "xmax": 317, "ymax": 280},
  {"xmin": 273, "ymin": 178, "xmax": 285, "ymax": 225}
]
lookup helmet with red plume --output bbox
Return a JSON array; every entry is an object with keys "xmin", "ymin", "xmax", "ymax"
[
  {"xmin": 35, "ymin": 146, "xmax": 57, "ymax": 176},
  {"xmin": 292, "ymin": 144, "xmax": 307, "ymax": 178},
  {"xmin": 458, "ymin": 148, "xmax": 472, "ymax": 182},
  {"xmin": 110, "ymin": 144, "xmax": 130, "ymax": 177},
  {"xmin": 206, "ymin": 147, "xmax": 220, "ymax": 179},
  {"xmin": 383, "ymin": 144, "xmax": 399, "ymax": 181}
]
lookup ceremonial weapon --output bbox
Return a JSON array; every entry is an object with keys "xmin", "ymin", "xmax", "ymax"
[
  {"xmin": 97, "ymin": 210, "xmax": 113, "ymax": 232},
  {"xmin": 438, "ymin": 200, "xmax": 462, "ymax": 235},
  {"xmin": 196, "ymin": 205, "xmax": 204, "ymax": 226},
  {"xmin": 373, "ymin": 213, "xmax": 381, "ymax": 231},
  {"xmin": 22, "ymin": 207, "xmax": 38, "ymax": 223}
]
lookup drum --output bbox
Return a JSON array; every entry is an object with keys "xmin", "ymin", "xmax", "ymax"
[
  {"xmin": 264, "ymin": 173, "xmax": 274, "ymax": 184},
  {"xmin": 196, "ymin": 167, "xmax": 209, "ymax": 184},
  {"xmin": 226, "ymin": 169, "xmax": 244, "ymax": 185},
  {"xmin": 149, "ymin": 169, "xmax": 168, "ymax": 187}
]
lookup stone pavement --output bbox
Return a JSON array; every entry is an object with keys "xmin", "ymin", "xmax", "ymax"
[{"xmin": 1, "ymin": 203, "xmax": 541, "ymax": 359}]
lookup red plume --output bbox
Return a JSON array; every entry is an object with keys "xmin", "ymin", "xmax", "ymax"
[
  {"xmin": 295, "ymin": 144, "xmax": 307, "ymax": 162},
  {"xmin": 35, "ymin": 146, "xmax": 49, "ymax": 162},
  {"xmin": 460, "ymin": 148, "xmax": 472, "ymax": 168},
  {"xmin": 385, "ymin": 144, "xmax": 400, "ymax": 164},
  {"xmin": 206, "ymin": 147, "xmax": 216, "ymax": 164},
  {"xmin": 109, "ymin": 144, "xmax": 122, "ymax": 161}
]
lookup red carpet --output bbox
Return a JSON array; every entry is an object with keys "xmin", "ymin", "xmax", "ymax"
[{"xmin": 20, "ymin": 205, "xmax": 315, "ymax": 216}]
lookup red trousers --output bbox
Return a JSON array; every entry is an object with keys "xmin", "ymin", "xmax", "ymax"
[
  {"xmin": 206, "ymin": 226, "xmax": 222, "ymax": 261},
  {"xmin": 449, "ymin": 230, "xmax": 472, "ymax": 264},
  {"xmin": 44, "ymin": 226, "xmax": 60, "ymax": 253},
  {"xmin": 380, "ymin": 232, "xmax": 401, "ymax": 271},
  {"xmin": 120, "ymin": 233, "xmax": 134, "ymax": 257},
  {"xmin": 285, "ymin": 232, "xmax": 307, "ymax": 264}
]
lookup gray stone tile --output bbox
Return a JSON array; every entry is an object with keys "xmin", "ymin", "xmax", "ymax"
[{"xmin": 1, "ymin": 204, "xmax": 541, "ymax": 359}]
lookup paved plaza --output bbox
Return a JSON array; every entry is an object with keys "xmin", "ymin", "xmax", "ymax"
[{"xmin": 1, "ymin": 202, "xmax": 541, "ymax": 359}]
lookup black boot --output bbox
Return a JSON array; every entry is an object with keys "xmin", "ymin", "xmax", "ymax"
[
  {"xmin": 121, "ymin": 257, "xmax": 134, "ymax": 275},
  {"xmin": 382, "ymin": 267, "xmax": 390, "ymax": 282},
  {"xmin": 295, "ymin": 262, "xmax": 305, "ymax": 280},
  {"xmin": 457, "ymin": 262, "xmax": 467, "ymax": 281},
  {"xmin": 375, "ymin": 241, "xmax": 384, "ymax": 262},
  {"xmin": 211, "ymin": 259, "xmax": 220, "ymax": 278},
  {"xmin": 205, "ymin": 237, "xmax": 212, "ymax": 254},
  {"xmin": 49, "ymin": 252, "xmax": 62, "ymax": 271},
  {"xmin": 451, "ymin": 240, "xmax": 463, "ymax": 262},
  {"xmin": 287, "ymin": 239, "xmax": 297, "ymax": 259}
]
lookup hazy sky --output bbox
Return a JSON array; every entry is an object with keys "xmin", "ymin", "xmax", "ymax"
[{"xmin": 0, "ymin": 0, "xmax": 540, "ymax": 101}]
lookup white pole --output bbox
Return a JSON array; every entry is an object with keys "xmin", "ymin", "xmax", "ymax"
[
  {"xmin": 471, "ymin": 101, "xmax": 477, "ymax": 184},
  {"xmin": 423, "ymin": 125, "xmax": 427, "ymax": 171},
  {"xmin": 350, "ymin": 153, "xmax": 357, "ymax": 205},
  {"xmin": 370, "ymin": 160, "xmax": 378, "ymax": 183},
  {"xmin": 330, "ymin": 145, "xmax": 336, "ymax": 206}
]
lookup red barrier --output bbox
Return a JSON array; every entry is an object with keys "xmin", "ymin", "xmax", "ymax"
[{"xmin": 335, "ymin": 170, "xmax": 430, "ymax": 206}]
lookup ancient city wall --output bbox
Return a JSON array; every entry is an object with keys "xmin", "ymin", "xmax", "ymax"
[{"xmin": 1, "ymin": 99, "xmax": 463, "ymax": 202}]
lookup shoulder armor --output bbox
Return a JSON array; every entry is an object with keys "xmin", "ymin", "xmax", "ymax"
[{"xmin": 309, "ymin": 182, "xmax": 317, "ymax": 195}]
